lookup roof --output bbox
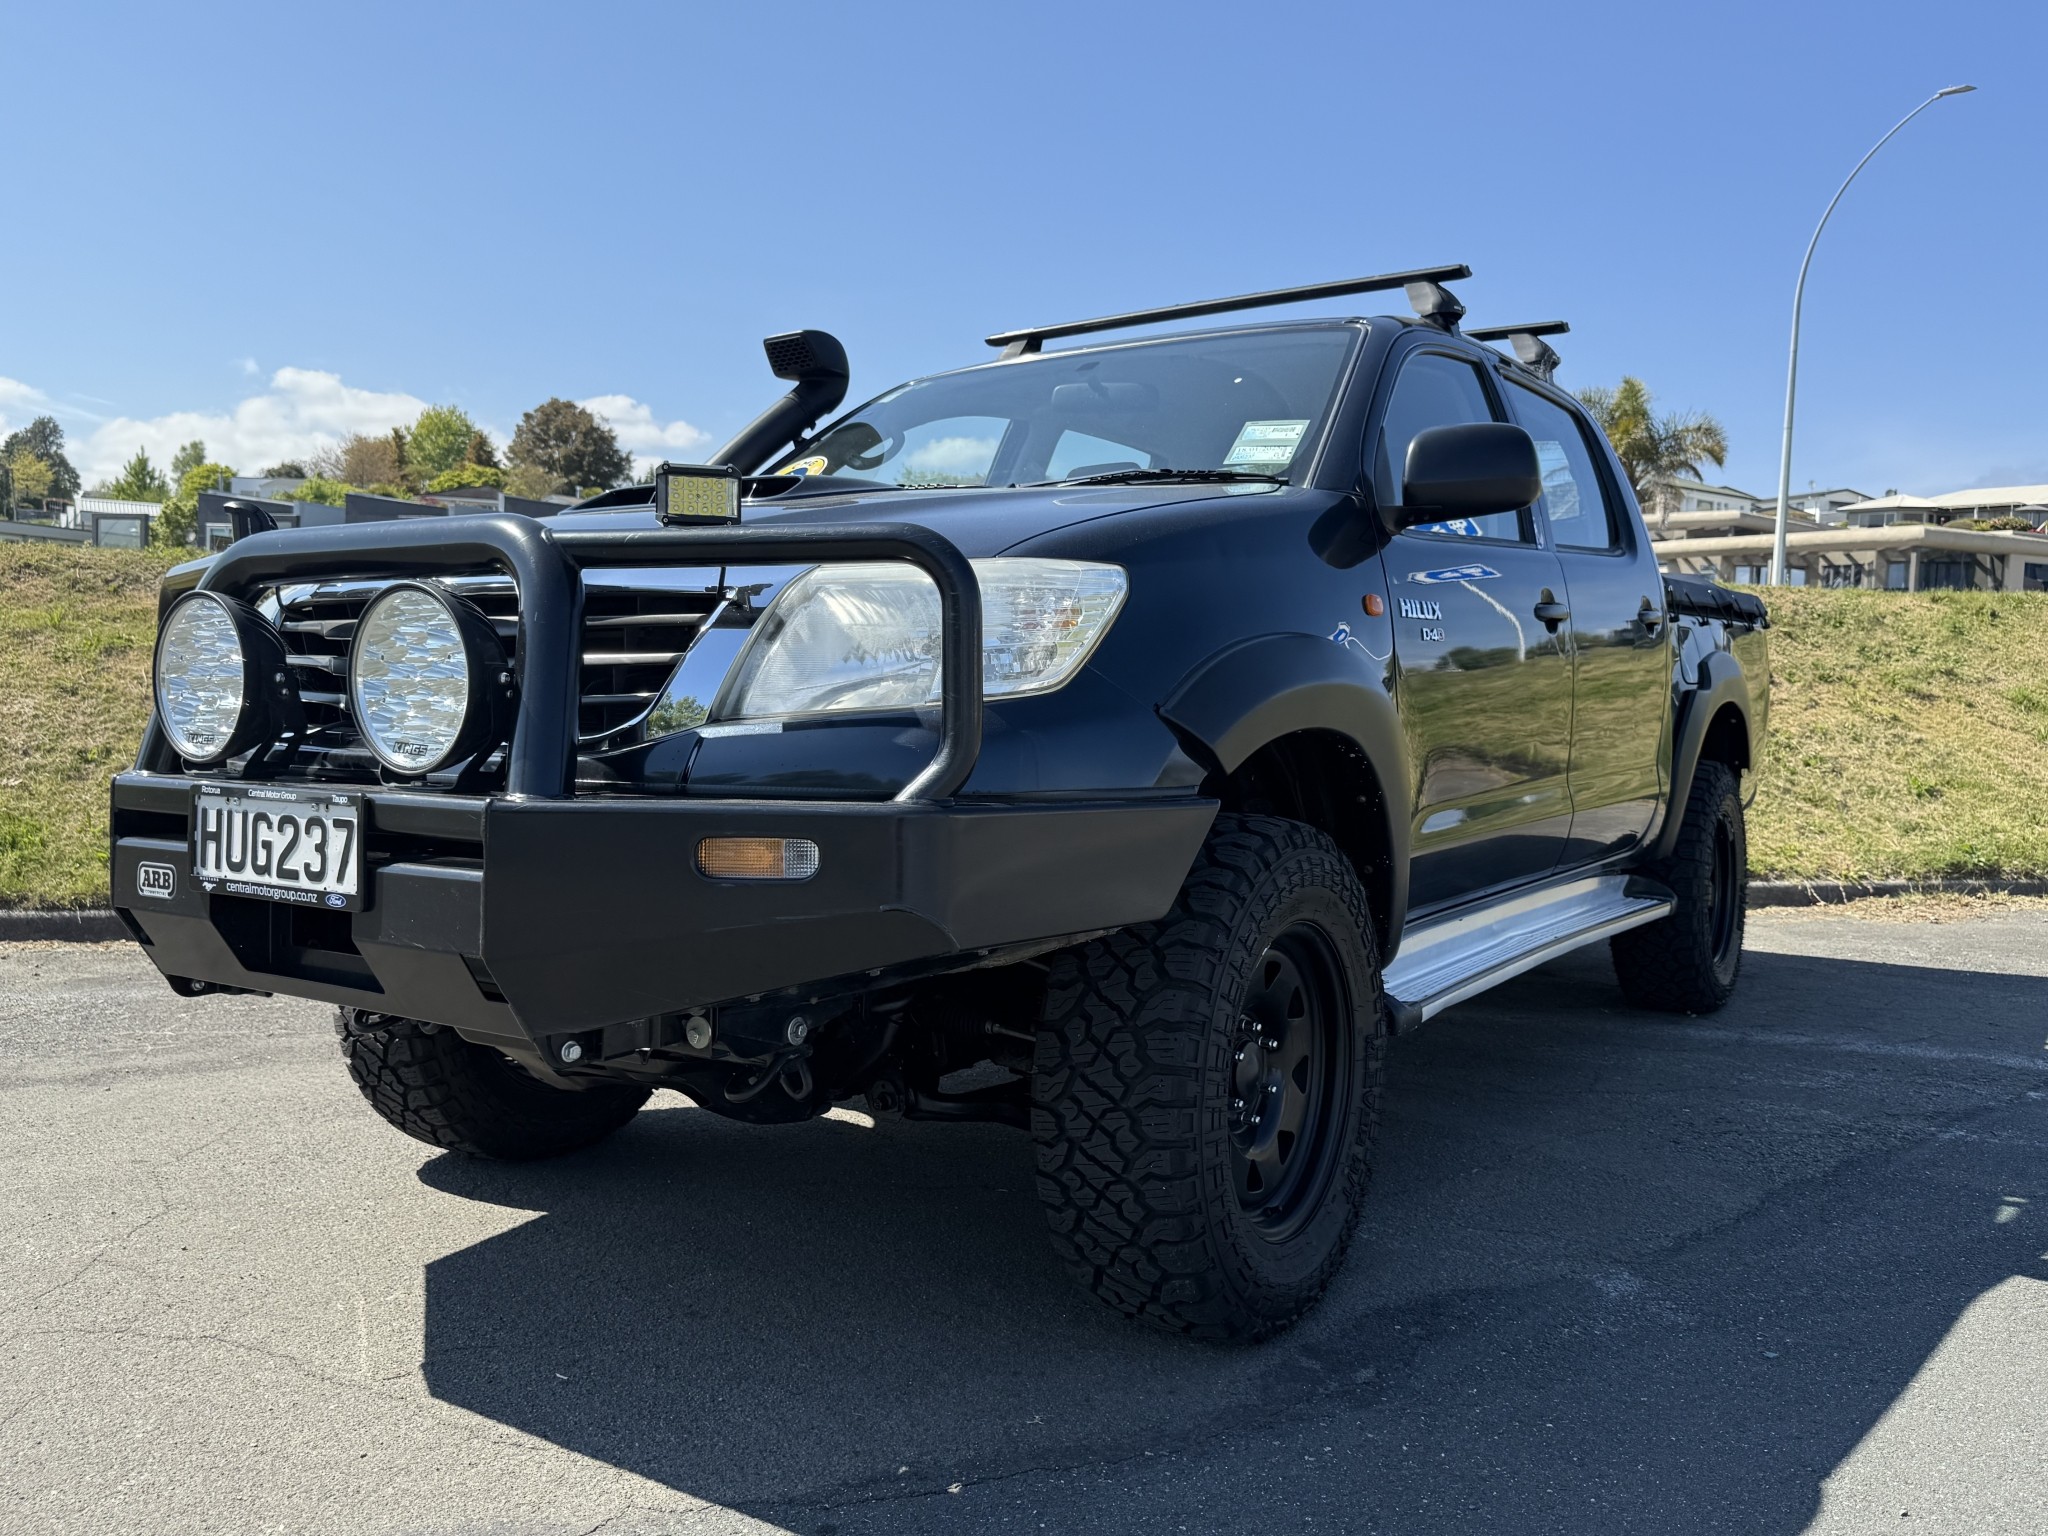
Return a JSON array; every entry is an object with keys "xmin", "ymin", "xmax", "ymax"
[
  {"xmin": 1650, "ymin": 523, "xmax": 2048, "ymax": 559},
  {"xmin": 1654, "ymin": 477, "xmax": 1763, "ymax": 502},
  {"xmin": 1842, "ymin": 484, "xmax": 2048, "ymax": 514}
]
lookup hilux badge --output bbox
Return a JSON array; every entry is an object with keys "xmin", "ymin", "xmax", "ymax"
[{"xmin": 1398, "ymin": 598, "xmax": 1444, "ymax": 622}]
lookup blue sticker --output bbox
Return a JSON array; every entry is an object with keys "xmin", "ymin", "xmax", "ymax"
[{"xmin": 1412, "ymin": 563, "xmax": 1502, "ymax": 585}]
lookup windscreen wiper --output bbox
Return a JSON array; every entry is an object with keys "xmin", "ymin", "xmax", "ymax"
[{"xmin": 1042, "ymin": 467, "xmax": 1290, "ymax": 488}]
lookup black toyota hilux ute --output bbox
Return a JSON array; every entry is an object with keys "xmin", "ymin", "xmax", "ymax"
[{"xmin": 113, "ymin": 266, "xmax": 1770, "ymax": 1340}]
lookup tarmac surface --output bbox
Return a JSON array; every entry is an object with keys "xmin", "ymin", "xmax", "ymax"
[{"xmin": 3, "ymin": 908, "xmax": 2044, "ymax": 1535}]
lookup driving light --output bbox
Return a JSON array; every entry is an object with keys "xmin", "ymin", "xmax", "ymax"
[
  {"xmin": 697, "ymin": 836, "xmax": 821, "ymax": 880},
  {"xmin": 348, "ymin": 582, "xmax": 510, "ymax": 774},
  {"xmin": 714, "ymin": 558, "xmax": 1127, "ymax": 721},
  {"xmin": 154, "ymin": 591, "xmax": 295, "ymax": 765}
]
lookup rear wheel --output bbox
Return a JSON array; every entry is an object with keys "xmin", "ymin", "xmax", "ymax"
[
  {"xmin": 336, "ymin": 1010, "xmax": 650, "ymax": 1160},
  {"xmin": 1611, "ymin": 760, "xmax": 1747, "ymax": 1013},
  {"xmin": 1032, "ymin": 814, "xmax": 1385, "ymax": 1341}
]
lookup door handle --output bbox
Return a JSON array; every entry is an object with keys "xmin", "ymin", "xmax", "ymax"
[
  {"xmin": 1533, "ymin": 599, "xmax": 1571, "ymax": 629},
  {"xmin": 1638, "ymin": 600, "xmax": 1667, "ymax": 635}
]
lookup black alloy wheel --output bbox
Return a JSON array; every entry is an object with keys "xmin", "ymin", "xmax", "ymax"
[{"xmin": 1229, "ymin": 925, "xmax": 1352, "ymax": 1242}]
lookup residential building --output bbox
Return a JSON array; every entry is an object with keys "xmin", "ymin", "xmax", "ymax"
[
  {"xmin": 1837, "ymin": 484, "xmax": 2048, "ymax": 530},
  {"xmin": 1653, "ymin": 508, "xmax": 2048, "ymax": 592}
]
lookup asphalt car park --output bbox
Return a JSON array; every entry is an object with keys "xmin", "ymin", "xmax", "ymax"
[{"xmin": 4, "ymin": 905, "xmax": 2045, "ymax": 1535}]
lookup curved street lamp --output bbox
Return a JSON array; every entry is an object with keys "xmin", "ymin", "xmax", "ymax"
[{"xmin": 1770, "ymin": 84, "xmax": 1977, "ymax": 586}]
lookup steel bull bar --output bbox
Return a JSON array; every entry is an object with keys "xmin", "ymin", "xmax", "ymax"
[{"xmin": 114, "ymin": 514, "xmax": 1217, "ymax": 1046}]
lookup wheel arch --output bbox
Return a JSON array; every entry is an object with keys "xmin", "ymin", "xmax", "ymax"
[
  {"xmin": 1651, "ymin": 649, "xmax": 1754, "ymax": 863},
  {"xmin": 1157, "ymin": 634, "xmax": 1412, "ymax": 954}
]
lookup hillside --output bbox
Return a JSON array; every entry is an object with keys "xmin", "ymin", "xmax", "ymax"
[{"xmin": 2, "ymin": 546, "xmax": 2044, "ymax": 906}]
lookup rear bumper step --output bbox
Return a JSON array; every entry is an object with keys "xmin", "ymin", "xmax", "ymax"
[{"xmin": 1383, "ymin": 874, "xmax": 1674, "ymax": 1030}]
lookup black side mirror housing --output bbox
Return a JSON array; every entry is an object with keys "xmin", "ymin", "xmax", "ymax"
[{"xmin": 1397, "ymin": 422, "xmax": 1541, "ymax": 528}]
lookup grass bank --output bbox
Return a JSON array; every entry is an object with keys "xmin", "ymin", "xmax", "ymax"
[
  {"xmin": 1, "ymin": 544, "xmax": 181, "ymax": 907},
  {"xmin": 1, "ymin": 550, "xmax": 2043, "ymax": 905},
  {"xmin": 1744, "ymin": 587, "xmax": 2048, "ymax": 883}
]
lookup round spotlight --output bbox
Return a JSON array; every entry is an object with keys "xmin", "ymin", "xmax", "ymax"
[
  {"xmin": 154, "ymin": 591, "xmax": 294, "ymax": 765},
  {"xmin": 348, "ymin": 582, "xmax": 510, "ymax": 775}
]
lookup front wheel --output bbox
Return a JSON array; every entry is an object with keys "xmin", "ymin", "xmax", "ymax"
[
  {"xmin": 336, "ymin": 1011, "xmax": 650, "ymax": 1160},
  {"xmin": 1611, "ymin": 760, "xmax": 1747, "ymax": 1013},
  {"xmin": 1032, "ymin": 813, "xmax": 1386, "ymax": 1341}
]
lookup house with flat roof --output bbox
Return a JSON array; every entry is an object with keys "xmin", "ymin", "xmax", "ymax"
[
  {"xmin": 1653, "ymin": 511, "xmax": 2048, "ymax": 591},
  {"xmin": 1837, "ymin": 484, "xmax": 2048, "ymax": 530}
]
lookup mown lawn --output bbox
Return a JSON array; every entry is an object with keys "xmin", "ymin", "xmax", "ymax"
[{"xmin": 1, "ymin": 548, "xmax": 2043, "ymax": 905}]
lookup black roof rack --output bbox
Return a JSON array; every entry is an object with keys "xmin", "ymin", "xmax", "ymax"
[
  {"xmin": 1467, "ymin": 321, "xmax": 1569, "ymax": 381},
  {"xmin": 986, "ymin": 264, "xmax": 1472, "ymax": 357}
]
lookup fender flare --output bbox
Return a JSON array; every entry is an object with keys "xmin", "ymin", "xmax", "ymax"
[
  {"xmin": 1651, "ymin": 648, "xmax": 1753, "ymax": 862},
  {"xmin": 1157, "ymin": 632, "xmax": 1414, "ymax": 948}
]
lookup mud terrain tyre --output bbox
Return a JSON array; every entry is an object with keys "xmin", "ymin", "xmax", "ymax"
[
  {"xmin": 1611, "ymin": 760, "xmax": 1747, "ymax": 1013},
  {"xmin": 1032, "ymin": 813, "xmax": 1386, "ymax": 1341},
  {"xmin": 336, "ymin": 1010, "xmax": 650, "ymax": 1160}
]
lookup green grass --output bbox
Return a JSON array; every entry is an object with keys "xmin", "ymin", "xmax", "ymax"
[
  {"xmin": 0, "ymin": 544, "xmax": 181, "ymax": 907},
  {"xmin": 1, "ymin": 549, "xmax": 2043, "ymax": 905},
  {"xmin": 1746, "ymin": 588, "xmax": 2048, "ymax": 882}
]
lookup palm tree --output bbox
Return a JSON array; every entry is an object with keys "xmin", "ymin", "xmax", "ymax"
[{"xmin": 1577, "ymin": 377, "xmax": 1728, "ymax": 528}]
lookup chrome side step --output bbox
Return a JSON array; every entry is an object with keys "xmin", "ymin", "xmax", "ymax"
[{"xmin": 1382, "ymin": 874, "xmax": 1673, "ymax": 1031}]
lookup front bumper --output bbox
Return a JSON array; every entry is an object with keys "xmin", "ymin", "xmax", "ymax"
[{"xmin": 111, "ymin": 771, "xmax": 1215, "ymax": 1046}]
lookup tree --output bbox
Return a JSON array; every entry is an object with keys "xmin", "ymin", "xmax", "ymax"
[
  {"xmin": 1576, "ymin": 378, "xmax": 1728, "ymax": 526},
  {"xmin": 1, "ymin": 417, "xmax": 80, "ymax": 501},
  {"xmin": 427, "ymin": 464, "xmax": 507, "ymax": 493},
  {"xmin": 169, "ymin": 440, "xmax": 208, "ymax": 482},
  {"xmin": 507, "ymin": 398, "xmax": 630, "ymax": 494},
  {"xmin": 280, "ymin": 474, "xmax": 354, "ymax": 507},
  {"xmin": 324, "ymin": 432, "xmax": 403, "ymax": 487},
  {"xmin": 260, "ymin": 461, "xmax": 308, "ymax": 478},
  {"xmin": 465, "ymin": 430, "xmax": 499, "ymax": 470},
  {"xmin": 407, "ymin": 406, "xmax": 484, "ymax": 480},
  {"xmin": 104, "ymin": 447, "xmax": 170, "ymax": 503},
  {"xmin": 154, "ymin": 460, "xmax": 236, "ymax": 548},
  {"xmin": 5, "ymin": 448, "xmax": 53, "ymax": 510}
]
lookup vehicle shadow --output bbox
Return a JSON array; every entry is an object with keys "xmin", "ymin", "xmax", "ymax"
[{"xmin": 415, "ymin": 941, "xmax": 2048, "ymax": 1533}]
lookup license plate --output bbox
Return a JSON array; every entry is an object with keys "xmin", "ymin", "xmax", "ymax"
[{"xmin": 191, "ymin": 784, "xmax": 365, "ymax": 910}]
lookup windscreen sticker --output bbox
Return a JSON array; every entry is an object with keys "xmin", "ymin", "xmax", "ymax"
[
  {"xmin": 777, "ymin": 455, "xmax": 829, "ymax": 478},
  {"xmin": 1223, "ymin": 419, "xmax": 1309, "ymax": 467}
]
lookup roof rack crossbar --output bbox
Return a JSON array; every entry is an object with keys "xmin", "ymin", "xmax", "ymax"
[
  {"xmin": 1467, "ymin": 321, "xmax": 1570, "ymax": 381},
  {"xmin": 987, "ymin": 264, "xmax": 1472, "ymax": 356}
]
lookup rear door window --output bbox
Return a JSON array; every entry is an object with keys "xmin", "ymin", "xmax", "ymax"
[{"xmin": 1503, "ymin": 381, "xmax": 1623, "ymax": 552}]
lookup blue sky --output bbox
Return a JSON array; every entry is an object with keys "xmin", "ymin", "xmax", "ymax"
[{"xmin": 4, "ymin": 0, "xmax": 2041, "ymax": 498}]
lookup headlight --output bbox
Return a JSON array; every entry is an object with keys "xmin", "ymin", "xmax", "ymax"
[
  {"xmin": 154, "ymin": 591, "xmax": 294, "ymax": 765},
  {"xmin": 714, "ymin": 558, "xmax": 1127, "ymax": 721},
  {"xmin": 348, "ymin": 582, "xmax": 510, "ymax": 774}
]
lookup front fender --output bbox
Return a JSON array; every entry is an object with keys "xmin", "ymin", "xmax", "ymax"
[{"xmin": 1157, "ymin": 631, "xmax": 1414, "ymax": 945}]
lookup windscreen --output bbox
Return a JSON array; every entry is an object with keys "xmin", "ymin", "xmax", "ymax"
[{"xmin": 777, "ymin": 327, "xmax": 1358, "ymax": 490}]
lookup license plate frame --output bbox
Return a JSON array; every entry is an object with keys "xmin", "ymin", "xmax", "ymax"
[{"xmin": 190, "ymin": 783, "xmax": 367, "ymax": 911}]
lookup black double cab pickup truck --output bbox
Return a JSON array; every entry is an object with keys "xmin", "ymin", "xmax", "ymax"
[{"xmin": 113, "ymin": 266, "xmax": 1769, "ymax": 1340}]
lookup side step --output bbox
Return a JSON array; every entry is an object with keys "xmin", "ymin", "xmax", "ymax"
[{"xmin": 1381, "ymin": 874, "xmax": 1673, "ymax": 1031}]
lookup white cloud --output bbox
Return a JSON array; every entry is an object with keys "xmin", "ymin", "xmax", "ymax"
[
  {"xmin": 238, "ymin": 357, "xmax": 260, "ymax": 377},
  {"xmin": 579, "ymin": 393, "xmax": 711, "ymax": 474},
  {"xmin": 0, "ymin": 376, "xmax": 51, "ymax": 438},
  {"xmin": 77, "ymin": 368, "xmax": 428, "ymax": 482}
]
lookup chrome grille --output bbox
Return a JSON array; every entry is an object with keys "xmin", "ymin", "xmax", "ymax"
[{"xmin": 272, "ymin": 575, "xmax": 721, "ymax": 767}]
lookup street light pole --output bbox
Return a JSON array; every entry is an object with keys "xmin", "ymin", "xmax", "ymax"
[{"xmin": 1770, "ymin": 84, "xmax": 1976, "ymax": 586}]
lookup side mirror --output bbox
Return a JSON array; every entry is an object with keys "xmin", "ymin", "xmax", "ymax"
[{"xmin": 1397, "ymin": 422, "xmax": 1541, "ymax": 528}]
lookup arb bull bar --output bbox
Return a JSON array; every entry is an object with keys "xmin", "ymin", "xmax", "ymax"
[{"xmin": 110, "ymin": 515, "xmax": 1215, "ymax": 1053}]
